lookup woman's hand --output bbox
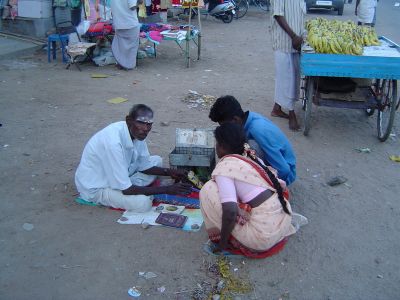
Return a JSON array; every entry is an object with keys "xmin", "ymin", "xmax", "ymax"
[{"xmin": 236, "ymin": 208, "xmax": 250, "ymax": 225}]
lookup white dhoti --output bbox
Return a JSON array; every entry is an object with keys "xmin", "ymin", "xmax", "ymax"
[
  {"xmin": 357, "ymin": 0, "xmax": 376, "ymax": 24},
  {"xmin": 274, "ymin": 51, "xmax": 300, "ymax": 111},
  {"xmin": 90, "ymin": 155, "xmax": 162, "ymax": 211},
  {"xmin": 112, "ymin": 27, "xmax": 140, "ymax": 69}
]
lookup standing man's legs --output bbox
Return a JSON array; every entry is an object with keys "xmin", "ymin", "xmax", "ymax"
[
  {"xmin": 372, "ymin": 7, "xmax": 377, "ymax": 27},
  {"xmin": 272, "ymin": 51, "xmax": 300, "ymax": 130}
]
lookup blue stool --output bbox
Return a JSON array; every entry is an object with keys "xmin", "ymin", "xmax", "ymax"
[{"xmin": 47, "ymin": 34, "xmax": 69, "ymax": 63}]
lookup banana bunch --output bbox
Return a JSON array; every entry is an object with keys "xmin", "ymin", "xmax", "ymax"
[{"xmin": 306, "ymin": 18, "xmax": 380, "ymax": 55}]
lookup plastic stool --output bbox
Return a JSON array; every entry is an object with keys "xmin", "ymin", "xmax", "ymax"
[{"xmin": 47, "ymin": 34, "xmax": 69, "ymax": 63}]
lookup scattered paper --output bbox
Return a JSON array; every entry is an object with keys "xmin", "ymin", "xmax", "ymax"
[
  {"xmin": 182, "ymin": 90, "xmax": 217, "ymax": 110},
  {"xmin": 107, "ymin": 97, "xmax": 128, "ymax": 104},
  {"xmin": 22, "ymin": 223, "xmax": 34, "ymax": 231},
  {"xmin": 157, "ymin": 286, "xmax": 166, "ymax": 293},
  {"xmin": 118, "ymin": 207, "xmax": 203, "ymax": 232},
  {"xmin": 139, "ymin": 271, "xmax": 157, "ymax": 279},
  {"xmin": 356, "ymin": 147, "xmax": 371, "ymax": 153},
  {"xmin": 128, "ymin": 287, "xmax": 141, "ymax": 297},
  {"xmin": 91, "ymin": 73, "xmax": 109, "ymax": 78},
  {"xmin": 118, "ymin": 210, "xmax": 161, "ymax": 226},
  {"xmin": 389, "ymin": 155, "xmax": 400, "ymax": 162}
]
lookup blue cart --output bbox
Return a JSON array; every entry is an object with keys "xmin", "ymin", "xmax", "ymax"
[{"xmin": 300, "ymin": 36, "xmax": 400, "ymax": 141}]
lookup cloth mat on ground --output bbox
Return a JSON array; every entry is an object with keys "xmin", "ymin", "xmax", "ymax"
[
  {"xmin": 117, "ymin": 206, "xmax": 203, "ymax": 232},
  {"xmin": 75, "ymin": 197, "xmax": 203, "ymax": 232},
  {"xmin": 75, "ymin": 197, "xmax": 124, "ymax": 210},
  {"xmin": 153, "ymin": 193, "xmax": 200, "ymax": 208}
]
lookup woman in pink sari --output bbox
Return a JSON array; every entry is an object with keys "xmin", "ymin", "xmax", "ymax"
[{"xmin": 200, "ymin": 123, "xmax": 296, "ymax": 258}]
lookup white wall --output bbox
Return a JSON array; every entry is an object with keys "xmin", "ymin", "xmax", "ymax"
[{"xmin": 18, "ymin": 0, "xmax": 52, "ymax": 19}]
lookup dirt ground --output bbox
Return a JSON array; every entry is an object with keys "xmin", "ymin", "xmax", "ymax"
[{"xmin": 1, "ymin": 2, "xmax": 400, "ymax": 300}]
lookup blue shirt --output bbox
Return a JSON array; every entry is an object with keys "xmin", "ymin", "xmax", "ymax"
[{"xmin": 244, "ymin": 112, "xmax": 296, "ymax": 185}]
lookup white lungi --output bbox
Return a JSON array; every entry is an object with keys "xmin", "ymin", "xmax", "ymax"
[
  {"xmin": 91, "ymin": 155, "xmax": 162, "ymax": 211},
  {"xmin": 274, "ymin": 50, "xmax": 300, "ymax": 111},
  {"xmin": 357, "ymin": 0, "xmax": 377, "ymax": 24},
  {"xmin": 112, "ymin": 27, "xmax": 140, "ymax": 69}
]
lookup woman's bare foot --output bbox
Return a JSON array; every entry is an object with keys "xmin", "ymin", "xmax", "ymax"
[
  {"xmin": 271, "ymin": 103, "xmax": 289, "ymax": 119},
  {"xmin": 289, "ymin": 111, "xmax": 300, "ymax": 131}
]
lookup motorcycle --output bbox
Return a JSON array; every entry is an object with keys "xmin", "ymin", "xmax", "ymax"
[
  {"xmin": 208, "ymin": 0, "xmax": 236, "ymax": 23},
  {"xmin": 184, "ymin": 0, "xmax": 236, "ymax": 23}
]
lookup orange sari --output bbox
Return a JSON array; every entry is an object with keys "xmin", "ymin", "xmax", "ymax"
[{"xmin": 200, "ymin": 155, "xmax": 296, "ymax": 258}]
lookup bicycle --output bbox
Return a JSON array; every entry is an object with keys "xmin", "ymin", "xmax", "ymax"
[
  {"xmin": 232, "ymin": 0, "xmax": 249, "ymax": 18},
  {"xmin": 253, "ymin": 0, "xmax": 270, "ymax": 11}
]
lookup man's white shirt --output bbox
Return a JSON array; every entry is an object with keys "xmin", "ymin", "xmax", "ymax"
[{"xmin": 75, "ymin": 121, "xmax": 154, "ymax": 201}]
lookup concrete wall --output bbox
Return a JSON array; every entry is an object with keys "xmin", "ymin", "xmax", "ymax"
[{"xmin": 1, "ymin": 0, "xmax": 54, "ymax": 38}]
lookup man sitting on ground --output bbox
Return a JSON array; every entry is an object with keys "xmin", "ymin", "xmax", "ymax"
[
  {"xmin": 75, "ymin": 104, "xmax": 191, "ymax": 211},
  {"xmin": 209, "ymin": 95, "xmax": 296, "ymax": 185}
]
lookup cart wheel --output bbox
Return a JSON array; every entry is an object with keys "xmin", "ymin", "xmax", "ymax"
[
  {"xmin": 303, "ymin": 77, "xmax": 314, "ymax": 136},
  {"xmin": 377, "ymin": 79, "xmax": 397, "ymax": 142}
]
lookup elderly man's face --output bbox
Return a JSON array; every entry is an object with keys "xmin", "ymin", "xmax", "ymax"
[{"xmin": 126, "ymin": 110, "xmax": 153, "ymax": 141}]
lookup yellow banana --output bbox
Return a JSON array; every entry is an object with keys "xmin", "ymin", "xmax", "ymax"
[{"xmin": 305, "ymin": 18, "xmax": 379, "ymax": 55}]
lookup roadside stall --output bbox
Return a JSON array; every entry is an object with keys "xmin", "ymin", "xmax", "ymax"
[
  {"xmin": 83, "ymin": 0, "xmax": 201, "ymax": 67},
  {"xmin": 301, "ymin": 18, "xmax": 400, "ymax": 142}
]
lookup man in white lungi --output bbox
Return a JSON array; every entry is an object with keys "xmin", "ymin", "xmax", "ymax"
[
  {"xmin": 111, "ymin": 0, "xmax": 142, "ymax": 69},
  {"xmin": 356, "ymin": 0, "xmax": 377, "ymax": 27},
  {"xmin": 75, "ymin": 104, "xmax": 192, "ymax": 211},
  {"xmin": 270, "ymin": 0, "xmax": 305, "ymax": 131}
]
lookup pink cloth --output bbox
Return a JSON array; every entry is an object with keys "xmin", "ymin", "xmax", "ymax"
[
  {"xmin": 149, "ymin": 31, "xmax": 163, "ymax": 43},
  {"xmin": 215, "ymin": 175, "xmax": 266, "ymax": 203}
]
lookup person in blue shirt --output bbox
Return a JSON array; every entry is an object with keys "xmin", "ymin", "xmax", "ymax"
[{"xmin": 209, "ymin": 95, "xmax": 296, "ymax": 185}]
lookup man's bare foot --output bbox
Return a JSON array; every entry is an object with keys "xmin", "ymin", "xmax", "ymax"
[
  {"xmin": 289, "ymin": 111, "xmax": 300, "ymax": 131},
  {"xmin": 271, "ymin": 110, "xmax": 290, "ymax": 119},
  {"xmin": 271, "ymin": 103, "xmax": 289, "ymax": 119}
]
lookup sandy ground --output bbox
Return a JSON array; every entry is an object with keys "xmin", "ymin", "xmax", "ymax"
[{"xmin": 1, "ymin": 2, "xmax": 400, "ymax": 299}]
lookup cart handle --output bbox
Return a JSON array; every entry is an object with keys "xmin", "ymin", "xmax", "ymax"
[{"xmin": 379, "ymin": 36, "xmax": 400, "ymax": 49}]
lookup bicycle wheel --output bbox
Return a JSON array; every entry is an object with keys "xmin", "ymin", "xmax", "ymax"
[
  {"xmin": 254, "ymin": 0, "xmax": 270, "ymax": 11},
  {"xmin": 377, "ymin": 79, "xmax": 397, "ymax": 142},
  {"xmin": 235, "ymin": 0, "xmax": 248, "ymax": 18}
]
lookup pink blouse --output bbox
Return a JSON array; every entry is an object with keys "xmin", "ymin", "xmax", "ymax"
[{"xmin": 215, "ymin": 175, "xmax": 267, "ymax": 203}]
